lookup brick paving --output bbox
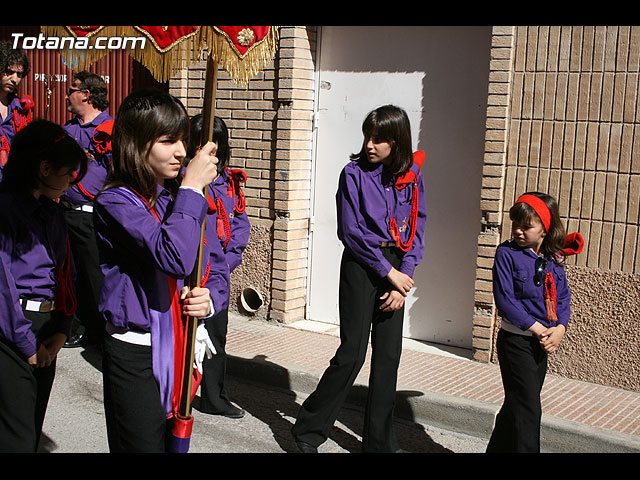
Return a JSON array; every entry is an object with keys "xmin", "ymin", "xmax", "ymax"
[{"xmin": 226, "ymin": 314, "xmax": 640, "ymax": 440}]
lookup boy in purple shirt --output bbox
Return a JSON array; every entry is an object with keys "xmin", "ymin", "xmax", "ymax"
[
  {"xmin": 0, "ymin": 41, "xmax": 33, "ymax": 174},
  {"xmin": 61, "ymin": 71, "xmax": 114, "ymax": 347},
  {"xmin": 292, "ymin": 105, "xmax": 427, "ymax": 453},
  {"xmin": 0, "ymin": 120, "xmax": 87, "ymax": 452}
]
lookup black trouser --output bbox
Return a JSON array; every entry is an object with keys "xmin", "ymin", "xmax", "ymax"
[
  {"xmin": 199, "ymin": 308, "xmax": 234, "ymax": 413},
  {"xmin": 0, "ymin": 310, "xmax": 58, "ymax": 453},
  {"xmin": 292, "ymin": 248, "xmax": 405, "ymax": 452},
  {"xmin": 64, "ymin": 207, "xmax": 105, "ymax": 341},
  {"xmin": 102, "ymin": 335, "xmax": 169, "ymax": 453},
  {"xmin": 486, "ymin": 328, "xmax": 548, "ymax": 453}
]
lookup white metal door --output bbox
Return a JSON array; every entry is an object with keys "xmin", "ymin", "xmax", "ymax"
[{"xmin": 307, "ymin": 26, "xmax": 491, "ymax": 349}]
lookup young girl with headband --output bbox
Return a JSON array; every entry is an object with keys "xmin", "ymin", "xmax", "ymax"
[
  {"xmin": 93, "ymin": 90, "xmax": 218, "ymax": 452},
  {"xmin": 487, "ymin": 191, "xmax": 583, "ymax": 453},
  {"xmin": 0, "ymin": 120, "xmax": 87, "ymax": 452},
  {"xmin": 292, "ymin": 105, "xmax": 427, "ymax": 453}
]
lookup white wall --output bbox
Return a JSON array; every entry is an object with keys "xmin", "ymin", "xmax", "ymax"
[{"xmin": 308, "ymin": 26, "xmax": 492, "ymax": 349}]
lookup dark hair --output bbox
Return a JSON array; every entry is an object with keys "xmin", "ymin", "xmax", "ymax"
[
  {"xmin": 72, "ymin": 71, "xmax": 109, "ymax": 111},
  {"xmin": 0, "ymin": 120, "xmax": 87, "ymax": 194},
  {"xmin": 187, "ymin": 114, "xmax": 230, "ymax": 172},
  {"xmin": 509, "ymin": 192, "xmax": 567, "ymax": 258},
  {"xmin": 0, "ymin": 41, "xmax": 30, "ymax": 76},
  {"xmin": 350, "ymin": 105, "xmax": 413, "ymax": 176},
  {"xmin": 105, "ymin": 89, "xmax": 189, "ymax": 206}
]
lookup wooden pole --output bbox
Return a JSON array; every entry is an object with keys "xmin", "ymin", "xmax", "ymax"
[{"xmin": 177, "ymin": 56, "xmax": 219, "ymax": 419}]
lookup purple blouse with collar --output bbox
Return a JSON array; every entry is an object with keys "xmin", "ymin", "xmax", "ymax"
[
  {"xmin": 0, "ymin": 191, "xmax": 74, "ymax": 358},
  {"xmin": 493, "ymin": 240, "xmax": 571, "ymax": 332},
  {"xmin": 336, "ymin": 158, "xmax": 427, "ymax": 279}
]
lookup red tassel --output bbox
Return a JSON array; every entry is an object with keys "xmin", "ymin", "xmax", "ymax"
[
  {"xmin": 206, "ymin": 193, "xmax": 217, "ymax": 214},
  {"xmin": 544, "ymin": 272, "xmax": 558, "ymax": 325},
  {"xmin": 388, "ymin": 175, "xmax": 420, "ymax": 252},
  {"xmin": 230, "ymin": 169, "xmax": 247, "ymax": 214},
  {"xmin": 387, "ymin": 152, "xmax": 423, "ymax": 252},
  {"xmin": 216, "ymin": 210, "xmax": 225, "ymax": 239},
  {"xmin": 214, "ymin": 198, "xmax": 231, "ymax": 249},
  {"xmin": 1, "ymin": 135, "xmax": 9, "ymax": 166}
]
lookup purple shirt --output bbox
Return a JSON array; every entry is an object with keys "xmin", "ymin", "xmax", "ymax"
[
  {"xmin": 61, "ymin": 110, "xmax": 113, "ymax": 206},
  {"xmin": 94, "ymin": 184, "xmax": 208, "ymax": 415},
  {"xmin": 0, "ymin": 95, "xmax": 31, "ymax": 178},
  {"xmin": 336, "ymin": 158, "xmax": 427, "ymax": 279},
  {"xmin": 0, "ymin": 191, "xmax": 74, "ymax": 358},
  {"xmin": 0, "ymin": 95, "xmax": 24, "ymax": 143},
  {"xmin": 94, "ymin": 185, "xmax": 207, "ymax": 333},
  {"xmin": 493, "ymin": 241, "xmax": 571, "ymax": 331},
  {"xmin": 203, "ymin": 169, "xmax": 250, "ymax": 311}
]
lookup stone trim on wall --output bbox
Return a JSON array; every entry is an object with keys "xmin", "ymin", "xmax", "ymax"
[
  {"xmin": 270, "ymin": 26, "xmax": 317, "ymax": 323},
  {"xmin": 472, "ymin": 26, "xmax": 516, "ymax": 363},
  {"xmin": 169, "ymin": 26, "xmax": 316, "ymax": 324}
]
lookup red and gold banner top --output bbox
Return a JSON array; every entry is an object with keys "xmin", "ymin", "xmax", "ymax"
[{"xmin": 41, "ymin": 26, "xmax": 279, "ymax": 85}]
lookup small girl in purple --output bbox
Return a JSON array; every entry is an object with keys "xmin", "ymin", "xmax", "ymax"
[
  {"xmin": 0, "ymin": 120, "xmax": 87, "ymax": 452},
  {"xmin": 487, "ymin": 192, "xmax": 583, "ymax": 453},
  {"xmin": 94, "ymin": 90, "xmax": 218, "ymax": 453}
]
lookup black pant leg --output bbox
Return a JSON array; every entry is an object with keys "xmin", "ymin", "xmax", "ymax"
[
  {"xmin": 362, "ymin": 296, "xmax": 404, "ymax": 452},
  {"xmin": 0, "ymin": 340, "xmax": 38, "ymax": 452},
  {"xmin": 64, "ymin": 208, "xmax": 105, "ymax": 341},
  {"xmin": 102, "ymin": 335, "xmax": 167, "ymax": 453},
  {"xmin": 486, "ymin": 329, "xmax": 547, "ymax": 453},
  {"xmin": 33, "ymin": 356, "xmax": 56, "ymax": 448},
  {"xmin": 292, "ymin": 251, "xmax": 377, "ymax": 447},
  {"xmin": 199, "ymin": 308, "xmax": 233, "ymax": 412}
]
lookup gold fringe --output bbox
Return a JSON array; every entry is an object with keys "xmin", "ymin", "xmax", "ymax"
[
  {"xmin": 41, "ymin": 26, "xmax": 202, "ymax": 82},
  {"xmin": 40, "ymin": 26, "xmax": 279, "ymax": 85},
  {"xmin": 197, "ymin": 26, "xmax": 280, "ymax": 87}
]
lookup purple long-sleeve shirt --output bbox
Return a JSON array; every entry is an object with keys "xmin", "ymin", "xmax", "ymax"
[
  {"xmin": 61, "ymin": 110, "xmax": 113, "ymax": 206},
  {"xmin": 0, "ymin": 95, "xmax": 25, "ymax": 144},
  {"xmin": 336, "ymin": 157, "xmax": 427, "ymax": 279},
  {"xmin": 94, "ymin": 185, "xmax": 208, "ymax": 333},
  {"xmin": 0, "ymin": 191, "xmax": 74, "ymax": 358},
  {"xmin": 94, "ymin": 184, "xmax": 208, "ymax": 416},
  {"xmin": 0, "ymin": 95, "xmax": 31, "ymax": 179},
  {"xmin": 203, "ymin": 169, "xmax": 250, "ymax": 311},
  {"xmin": 493, "ymin": 241, "xmax": 571, "ymax": 332}
]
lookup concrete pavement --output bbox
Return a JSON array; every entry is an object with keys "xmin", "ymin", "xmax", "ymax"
[{"xmin": 224, "ymin": 313, "xmax": 640, "ymax": 453}]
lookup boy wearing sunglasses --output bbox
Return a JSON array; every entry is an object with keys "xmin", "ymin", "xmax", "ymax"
[{"xmin": 60, "ymin": 71, "xmax": 113, "ymax": 348}]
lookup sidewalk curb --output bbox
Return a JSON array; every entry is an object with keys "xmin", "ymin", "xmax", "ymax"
[{"xmin": 226, "ymin": 352, "xmax": 640, "ymax": 453}]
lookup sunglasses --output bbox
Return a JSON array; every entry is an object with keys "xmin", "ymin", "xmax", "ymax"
[
  {"xmin": 67, "ymin": 87, "xmax": 86, "ymax": 96},
  {"xmin": 534, "ymin": 257, "xmax": 548, "ymax": 286}
]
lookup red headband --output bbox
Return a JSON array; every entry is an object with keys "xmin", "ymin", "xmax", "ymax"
[{"xmin": 515, "ymin": 194, "xmax": 551, "ymax": 232}]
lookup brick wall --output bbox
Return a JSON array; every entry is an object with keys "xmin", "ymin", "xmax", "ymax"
[
  {"xmin": 473, "ymin": 26, "xmax": 640, "ymax": 391},
  {"xmin": 472, "ymin": 26, "xmax": 515, "ymax": 363},
  {"xmin": 170, "ymin": 25, "xmax": 639, "ymax": 391},
  {"xmin": 169, "ymin": 26, "xmax": 317, "ymax": 322}
]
